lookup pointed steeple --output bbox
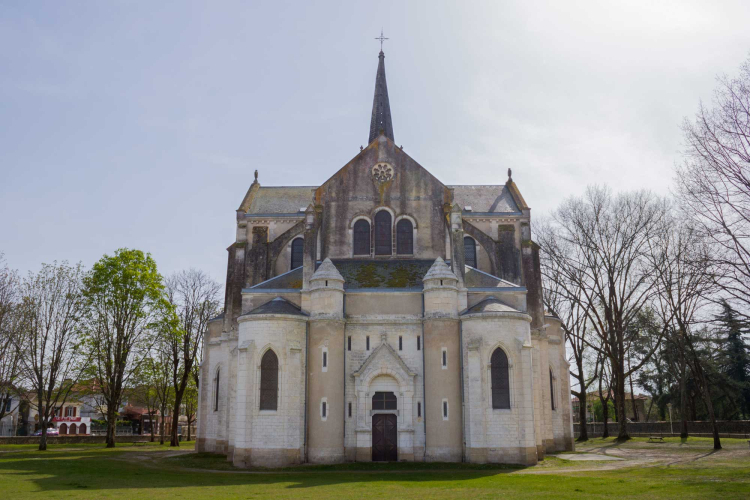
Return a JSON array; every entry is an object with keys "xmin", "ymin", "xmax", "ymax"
[{"xmin": 368, "ymin": 50, "xmax": 394, "ymax": 144}]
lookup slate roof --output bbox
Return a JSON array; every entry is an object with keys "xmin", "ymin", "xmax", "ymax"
[
  {"xmin": 332, "ymin": 259, "xmax": 433, "ymax": 289},
  {"xmin": 448, "ymin": 185, "xmax": 521, "ymax": 214},
  {"xmin": 311, "ymin": 258, "xmax": 344, "ymax": 282},
  {"xmin": 246, "ymin": 297, "xmax": 307, "ymax": 316},
  {"xmin": 423, "ymin": 257, "xmax": 457, "ymax": 281},
  {"xmin": 249, "ymin": 267, "xmax": 303, "ymax": 290},
  {"xmin": 461, "ymin": 296, "xmax": 520, "ymax": 315},
  {"xmin": 464, "ymin": 266, "xmax": 520, "ymax": 288},
  {"xmin": 246, "ymin": 186, "xmax": 316, "ymax": 215}
]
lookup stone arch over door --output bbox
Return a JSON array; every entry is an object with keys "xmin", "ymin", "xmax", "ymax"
[{"xmin": 352, "ymin": 340, "xmax": 417, "ymax": 461}]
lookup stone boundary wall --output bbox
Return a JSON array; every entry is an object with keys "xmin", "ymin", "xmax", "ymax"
[
  {"xmin": 574, "ymin": 421, "xmax": 750, "ymax": 439},
  {"xmin": 0, "ymin": 435, "xmax": 153, "ymax": 445}
]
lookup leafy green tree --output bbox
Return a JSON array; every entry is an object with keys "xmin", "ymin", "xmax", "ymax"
[{"xmin": 82, "ymin": 249, "xmax": 165, "ymax": 448}]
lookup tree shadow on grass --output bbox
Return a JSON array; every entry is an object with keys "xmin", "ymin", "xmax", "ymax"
[{"xmin": 0, "ymin": 449, "xmax": 522, "ymax": 494}]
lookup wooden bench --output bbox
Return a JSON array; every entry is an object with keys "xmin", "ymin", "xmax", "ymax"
[{"xmin": 648, "ymin": 436, "xmax": 665, "ymax": 443}]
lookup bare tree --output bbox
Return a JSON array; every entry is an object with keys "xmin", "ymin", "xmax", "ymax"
[
  {"xmin": 18, "ymin": 262, "xmax": 87, "ymax": 450},
  {"xmin": 649, "ymin": 214, "xmax": 723, "ymax": 448},
  {"xmin": 676, "ymin": 56, "xmax": 750, "ymax": 317},
  {"xmin": 162, "ymin": 269, "xmax": 220, "ymax": 447},
  {"xmin": 539, "ymin": 223, "xmax": 599, "ymax": 441},
  {"xmin": 0, "ymin": 255, "xmax": 23, "ymax": 423},
  {"xmin": 540, "ymin": 186, "xmax": 667, "ymax": 440}
]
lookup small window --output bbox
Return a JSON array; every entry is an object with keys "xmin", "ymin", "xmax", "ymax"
[
  {"xmin": 396, "ymin": 218, "xmax": 413, "ymax": 254},
  {"xmin": 322, "ymin": 401, "xmax": 327, "ymax": 418},
  {"xmin": 399, "ymin": 336, "xmax": 403, "ymax": 351},
  {"xmin": 464, "ymin": 236, "xmax": 477, "ymax": 268},
  {"xmin": 417, "ymin": 336, "xmax": 420, "ymax": 351},
  {"xmin": 347, "ymin": 336, "xmax": 351, "ymax": 351},
  {"xmin": 417, "ymin": 401, "xmax": 421, "ymax": 418},
  {"xmin": 366, "ymin": 336, "xmax": 370, "ymax": 351},
  {"xmin": 353, "ymin": 219, "xmax": 371, "ymax": 256},
  {"xmin": 550, "ymin": 369, "xmax": 556, "ymax": 411},
  {"xmin": 291, "ymin": 238, "xmax": 304, "ymax": 270},
  {"xmin": 372, "ymin": 392, "xmax": 397, "ymax": 410},
  {"xmin": 214, "ymin": 369, "xmax": 220, "ymax": 411},
  {"xmin": 348, "ymin": 402, "xmax": 352, "ymax": 418},
  {"xmin": 442, "ymin": 348, "xmax": 447, "ymax": 369},
  {"xmin": 442, "ymin": 400, "xmax": 449, "ymax": 420},
  {"xmin": 322, "ymin": 350, "xmax": 327, "ymax": 370}
]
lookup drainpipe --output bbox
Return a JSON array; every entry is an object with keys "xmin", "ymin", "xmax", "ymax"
[
  {"xmin": 341, "ymin": 292, "xmax": 348, "ymax": 460},
  {"xmin": 459, "ymin": 319, "xmax": 466, "ymax": 462},
  {"xmin": 421, "ymin": 293, "xmax": 427, "ymax": 462},
  {"xmin": 304, "ymin": 321, "xmax": 309, "ymax": 463}
]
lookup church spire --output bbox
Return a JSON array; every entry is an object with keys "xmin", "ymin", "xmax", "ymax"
[{"xmin": 368, "ymin": 46, "xmax": 394, "ymax": 144}]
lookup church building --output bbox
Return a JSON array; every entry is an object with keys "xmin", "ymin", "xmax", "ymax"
[{"xmin": 196, "ymin": 48, "xmax": 575, "ymax": 467}]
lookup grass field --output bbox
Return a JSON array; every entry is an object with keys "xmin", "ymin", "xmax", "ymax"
[{"xmin": 1, "ymin": 437, "xmax": 749, "ymax": 499}]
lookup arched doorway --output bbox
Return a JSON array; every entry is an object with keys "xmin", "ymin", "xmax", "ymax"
[
  {"xmin": 79, "ymin": 423, "xmax": 87, "ymax": 435},
  {"xmin": 69, "ymin": 423, "xmax": 77, "ymax": 435},
  {"xmin": 59, "ymin": 423, "xmax": 67, "ymax": 435}
]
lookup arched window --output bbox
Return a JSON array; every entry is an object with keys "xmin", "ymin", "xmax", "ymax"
[
  {"xmin": 353, "ymin": 219, "xmax": 370, "ymax": 256},
  {"xmin": 550, "ymin": 369, "xmax": 556, "ymax": 411},
  {"xmin": 396, "ymin": 219, "xmax": 413, "ymax": 255},
  {"xmin": 214, "ymin": 368, "xmax": 220, "ymax": 412},
  {"xmin": 374, "ymin": 211, "xmax": 392, "ymax": 255},
  {"xmin": 464, "ymin": 237, "xmax": 477, "ymax": 268},
  {"xmin": 291, "ymin": 238, "xmax": 304, "ymax": 270},
  {"xmin": 70, "ymin": 423, "xmax": 77, "ymax": 435},
  {"xmin": 260, "ymin": 350, "xmax": 279, "ymax": 411},
  {"xmin": 491, "ymin": 348, "xmax": 510, "ymax": 409}
]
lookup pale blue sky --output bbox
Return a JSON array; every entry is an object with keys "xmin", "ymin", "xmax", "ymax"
[{"xmin": 2, "ymin": 1, "xmax": 750, "ymax": 284}]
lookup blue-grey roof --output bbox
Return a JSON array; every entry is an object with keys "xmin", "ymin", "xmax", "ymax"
[
  {"xmin": 247, "ymin": 297, "xmax": 307, "ymax": 316},
  {"xmin": 462, "ymin": 296, "xmax": 520, "ymax": 315}
]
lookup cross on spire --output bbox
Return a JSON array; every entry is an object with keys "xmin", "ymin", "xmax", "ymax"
[{"xmin": 375, "ymin": 29, "xmax": 388, "ymax": 52}]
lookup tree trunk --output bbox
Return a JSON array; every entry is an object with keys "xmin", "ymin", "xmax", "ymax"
[
  {"xmin": 615, "ymin": 364, "xmax": 629, "ymax": 440},
  {"xmin": 577, "ymin": 391, "xmax": 588, "ymax": 441},
  {"xmin": 696, "ymin": 368, "xmax": 721, "ymax": 450},
  {"xmin": 187, "ymin": 419, "xmax": 192, "ymax": 441},
  {"xmin": 170, "ymin": 399, "xmax": 182, "ymax": 447},
  {"xmin": 159, "ymin": 407, "xmax": 166, "ymax": 445},
  {"xmin": 149, "ymin": 413, "xmax": 155, "ymax": 442},
  {"xmin": 105, "ymin": 405, "xmax": 117, "ymax": 448},
  {"xmin": 679, "ymin": 356, "xmax": 689, "ymax": 439},
  {"xmin": 598, "ymin": 373, "xmax": 609, "ymax": 438},
  {"xmin": 628, "ymin": 372, "xmax": 639, "ymax": 422}
]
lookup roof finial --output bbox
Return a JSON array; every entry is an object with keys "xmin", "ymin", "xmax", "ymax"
[
  {"xmin": 368, "ymin": 35, "xmax": 395, "ymax": 144},
  {"xmin": 507, "ymin": 168, "xmax": 512, "ymax": 181},
  {"xmin": 254, "ymin": 169, "xmax": 258, "ymax": 183},
  {"xmin": 375, "ymin": 29, "xmax": 388, "ymax": 52}
]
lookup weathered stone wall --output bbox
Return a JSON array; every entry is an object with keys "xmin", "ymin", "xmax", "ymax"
[{"xmin": 315, "ymin": 136, "xmax": 450, "ymax": 261}]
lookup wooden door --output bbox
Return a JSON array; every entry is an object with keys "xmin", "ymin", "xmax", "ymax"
[{"xmin": 372, "ymin": 414, "xmax": 397, "ymax": 462}]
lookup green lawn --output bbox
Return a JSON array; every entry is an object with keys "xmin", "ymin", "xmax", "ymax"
[{"xmin": 0, "ymin": 438, "xmax": 749, "ymax": 499}]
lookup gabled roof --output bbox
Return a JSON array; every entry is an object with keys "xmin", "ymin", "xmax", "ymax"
[
  {"xmin": 352, "ymin": 340, "xmax": 416, "ymax": 380},
  {"xmin": 449, "ymin": 185, "xmax": 522, "ymax": 214},
  {"xmin": 245, "ymin": 186, "xmax": 316, "ymax": 215}
]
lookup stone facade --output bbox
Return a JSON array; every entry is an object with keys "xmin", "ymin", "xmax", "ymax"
[{"xmin": 196, "ymin": 49, "xmax": 574, "ymax": 467}]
